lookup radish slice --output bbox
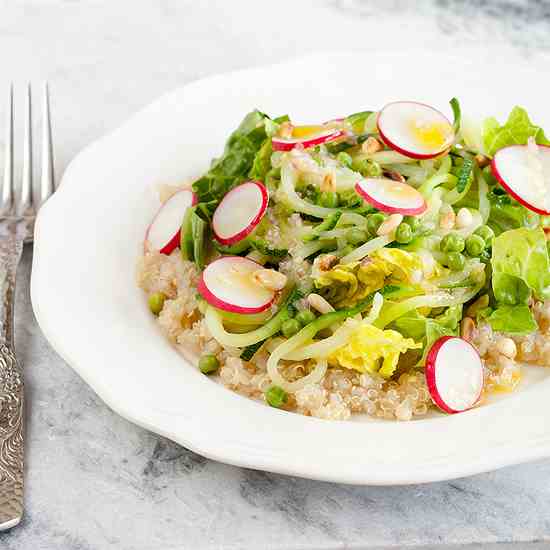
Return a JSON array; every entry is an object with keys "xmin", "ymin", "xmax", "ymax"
[
  {"xmin": 355, "ymin": 177, "xmax": 427, "ymax": 215},
  {"xmin": 146, "ymin": 189, "xmax": 197, "ymax": 254},
  {"xmin": 198, "ymin": 256, "xmax": 275, "ymax": 314},
  {"xmin": 425, "ymin": 336, "xmax": 484, "ymax": 414},
  {"xmin": 377, "ymin": 101, "xmax": 454, "ymax": 160},
  {"xmin": 272, "ymin": 126, "xmax": 345, "ymax": 152},
  {"xmin": 212, "ymin": 181, "xmax": 268, "ymax": 246},
  {"xmin": 491, "ymin": 143, "xmax": 550, "ymax": 215}
]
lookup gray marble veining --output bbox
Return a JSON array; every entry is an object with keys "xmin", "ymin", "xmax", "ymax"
[{"xmin": 0, "ymin": 1, "xmax": 550, "ymax": 548}]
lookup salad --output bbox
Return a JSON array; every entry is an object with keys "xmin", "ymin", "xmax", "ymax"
[{"xmin": 138, "ymin": 99, "xmax": 550, "ymax": 421}]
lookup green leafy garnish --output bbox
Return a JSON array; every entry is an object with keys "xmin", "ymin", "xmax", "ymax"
[
  {"xmin": 487, "ymin": 305, "xmax": 537, "ymax": 335},
  {"xmin": 302, "ymin": 211, "xmax": 342, "ymax": 242},
  {"xmin": 250, "ymin": 238, "xmax": 288, "ymax": 258},
  {"xmin": 192, "ymin": 110, "xmax": 270, "ymax": 202},
  {"xmin": 483, "ymin": 106, "xmax": 550, "ymax": 157},
  {"xmin": 491, "ymin": 227, "xmax": 550, "ymax": 304},
  {"xmin": 456, "ymin": 158, "xmax": 473, "ymax": 193}
]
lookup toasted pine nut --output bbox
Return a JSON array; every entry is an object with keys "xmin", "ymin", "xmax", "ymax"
[
  {"xmin": 496, "ymin": 337, "xmax": 517, "ymax": 359},
  {"xmin": 383, "ymin": 170, "xmax": 406, "ymax": 183},
  {"xmin": 317, "ymin": 254, "xmax": 338, "ymax": 271},
  {"xmin": 307, "ymin": 293, "xmax": 335, "ymax": 314},
  {"xmin": 439, "ymin": 206, "xmax": 456, "ymax": 230},
  {"xmin": 278, "ymin": 121, "xmax": 293, "ymax": 139},
  {"xmin": 252, "ymin": 269, "xmax": 287, "ymax": 291},
  {"xmin": 455, "ymin": 207, "xmax": 473, "ymax": 229},
  {"xmin": 475, "ymin": 154, "xmax": 490, "ymax": 168},
  {"xmin": 320, "ymin": 172, "xmax": 336, "ymax": 193},
  {"xmin": 377, "ymin": 213, "xmax": 403, "ymax": 236},
  {"xmin": 460, "ymin": 317, "xmax": 475, "ymax": 342},
  {"xmin": 361, "ymin": 136, "xmax": 384, "ymax": 155},
  {"xmin": 466, "ymin": 294, "xmax": 489, "ymax": 318}
]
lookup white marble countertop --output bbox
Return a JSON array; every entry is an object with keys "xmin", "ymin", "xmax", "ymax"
[{"xmin": 2, "ymin": 1, "xmax": 550, "ymax": 548}]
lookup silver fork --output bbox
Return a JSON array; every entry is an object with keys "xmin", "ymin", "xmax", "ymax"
[{"xmin": 0, "ymin": 83, "xmax": 55, "ymax": 530}]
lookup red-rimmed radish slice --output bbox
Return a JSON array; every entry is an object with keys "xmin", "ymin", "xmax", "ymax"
[
  {"xmin": 198, "ymin": 256, "xmax": 275, "ymax": 314},
  {"xmin": 146, "ymin": 189, "xmax": 197, "ymax": 254},
  {"xmin": 425, "ymin": 336, "xmax": 484, "ymax": 414},
  {"xmin": 212, "ymin": 181, "xmax": 268, "ymax": 246},
  {"xmin": 272, "ymin": 126, "xmax": 345, "ymax": 152},
  {"xmin": 377, "ymin": 101, "xmax": 454, "ymax": 160},
  {"xmin": 355, "ymin": 177, "xmax": 427, "ymax": 215},
  {"xmin": 491, "ymin": 143, "xmax": 550, "ymax": 215}
]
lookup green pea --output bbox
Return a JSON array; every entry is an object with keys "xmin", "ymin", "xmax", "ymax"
[
  {"xmin": 404, "ymin": 216, "xmax": 421, "ymax": 232},
  {"xmin": 281, "ymin": 319, "xmax": 301, "ymax": 338},
  {"xmin": 296, "ymin": 310, "xmax": 316, "ymax": 326},
  {"xmin": 465, "ymin": 234, "xmax": 485, "ymax": 257},
  {"xmin": 346, "ymin": 227, "xmax": 368, "ymax": 245},
  {"xmin": 199, "ymin": 354, "xmax": 219, "ymax": 375},
  {"xmin": 447, "ymin": 251, "xmax": 466, "ymax": 271},
  {"xmin": 366, "ymin": 213, "xmax": 385, "ymax": 236},
  {"xmin": 337, "ymin": 151, "xmax": 353, "ymax": 168},
  {"xmin": 265, "ymin": 385, "xmax": 288, "ymax": 408},
  {"xmin": 148, "ymin": 292, "xmax": 166, "ymax": 315},
  {"xmin": 440, "ymin": 232, "xmax": 465, "ymax": 253},
  {"xmin": 319, "ymin": 191, "xmax": 339, "ymax": 208},
  {"xmin": 395, "ymin": 223, "xmax": 413, "ymax": 244},
  {"xmin": 474, "ymin": 224, "xmax": 495, "ymax": 245}
]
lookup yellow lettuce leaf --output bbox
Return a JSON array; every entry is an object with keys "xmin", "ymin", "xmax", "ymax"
[{"xmin": 329, "ymin": 324, "xmax": 421, "ymax": 378}]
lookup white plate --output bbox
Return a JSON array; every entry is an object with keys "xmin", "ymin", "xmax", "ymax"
[{"xmin": 31, "ymin": 52, "xmax": 550, "ymax": 485}]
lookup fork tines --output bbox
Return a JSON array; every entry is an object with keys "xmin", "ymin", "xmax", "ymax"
[{"xmin": 2, "ymin": 83, "xmax": 55, "ymax": 219}]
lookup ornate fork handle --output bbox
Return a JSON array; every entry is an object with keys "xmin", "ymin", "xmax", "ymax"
[{"xmin": 0, "ymin": 223, "xmax": 25, "ymax": 528}]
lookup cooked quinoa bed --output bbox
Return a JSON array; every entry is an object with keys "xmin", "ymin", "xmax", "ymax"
[{"xmin": 137, "ymin": 250, "xmax": 550, "ymax": 421}]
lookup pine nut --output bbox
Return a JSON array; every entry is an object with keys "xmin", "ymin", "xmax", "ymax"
[
  {"xmin": 317, "ymin": 254, "xmax": 338, "ymax": 271},
  {"xmin": 439, "ymin": 206, "xmax": 455, "ymax": 230},
  {"xmin": 455, "ymin": 207, "xmax": 473, "ymax": 228},
  {"xmin": 377, "ymin": 213, "xmax": 403, "ymax": 236},
  {"xmin": 361, "ymin": 136, "xmax": 383, "ymax": 155},
  {"xmin": 320, "ymin": 172, "xmax": 336, "ymax": 193},
  {"xmin": 475, "ymin": 154, "xmax": 490, "ymax": 168},
  {"xmin": 496, "ymin": 337, "xmax": 517, "ymax": 359},
  {"xmin": 278, "ymin": 121, "xmax": 293, "ymax": 139},
  {"xmin": 252, "ymin": 269, "xmax": 287, "ymax": 291},
  {"xmin": 307, "ymin": 293, "xmax": 335, "ymax": 314},
  {"xmin": 460, "ymin": 317, "xmax": 475, "ymax": 342},
  {"xmin": 383, "ymin": 170, "xmax": 406, "ymax": 183}
]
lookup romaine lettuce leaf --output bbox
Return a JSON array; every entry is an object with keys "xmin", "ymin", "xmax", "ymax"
[
  {"xmin": 483, "ymin": 106, "xmax": 550, "ymax": 157},
  {"xmin": 487, "ymin": 305, "xmax": 537, "ymax": 335},
  {"xmin": 393, "ymin": 305, "xmax": 461, "ymax": 365},
  {"xmin": 491, "ymin": 227, "xmax": 550, "ymax": 303},
  {"xmin": 193, "ymin": 110, "xmax": 270, "ymax": 202},
  {"xmin": 487, "ymin": 187, "xmax": 540, "ymax": 234}
]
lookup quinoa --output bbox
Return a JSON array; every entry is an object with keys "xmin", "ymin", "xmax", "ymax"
[{"xmin": 138, "ymin": 250, "xmax": 550, "ymax": 421}]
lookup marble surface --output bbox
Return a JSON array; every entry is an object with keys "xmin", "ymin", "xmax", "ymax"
[{"xmin": 1, "ymin": 1, "xmax": 550, "ymax": 548}]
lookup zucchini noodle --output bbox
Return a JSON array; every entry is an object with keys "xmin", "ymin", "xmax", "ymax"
[
  {"xmin": 374, "ymin": 282, "xmax": 484, "ymax": 329},
  {"xmin": 340, "ymin": 235, "xmax": 393, "ymax": 264},
  {"xmin": 284, "ymin": 293, "xmax": 384, "ymax": 361},
  {"xmin": 478, "ymin": 172, "xmax": 490, "ymax": 224}
]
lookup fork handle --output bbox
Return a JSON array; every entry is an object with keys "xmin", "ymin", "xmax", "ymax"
[{"xmin": 0, "ymin": 226, "xmax": 25, "ymax": 529}]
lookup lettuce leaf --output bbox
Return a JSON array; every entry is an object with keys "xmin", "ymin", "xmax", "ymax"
[
  {"xmin": 487, "ymin": 305, "xmax": 537, "ymax": 335},
  {"xmin": 487, "ymin": 187, "xmax": 540, "ymax": 234},
  {"xmin": 393, "ymin": 305, "xmax": 461, "ymax": 365},
  {"xmin": 491, "ymin": 227, "xmax": 550, "ymax": 303},
  {"xmin": 193, "ymin": 110, "xmax": 270, "ymax": 202},
  {"xmin": 483, "ymin": 106, "xmax": 550, "ymax": 157}
]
